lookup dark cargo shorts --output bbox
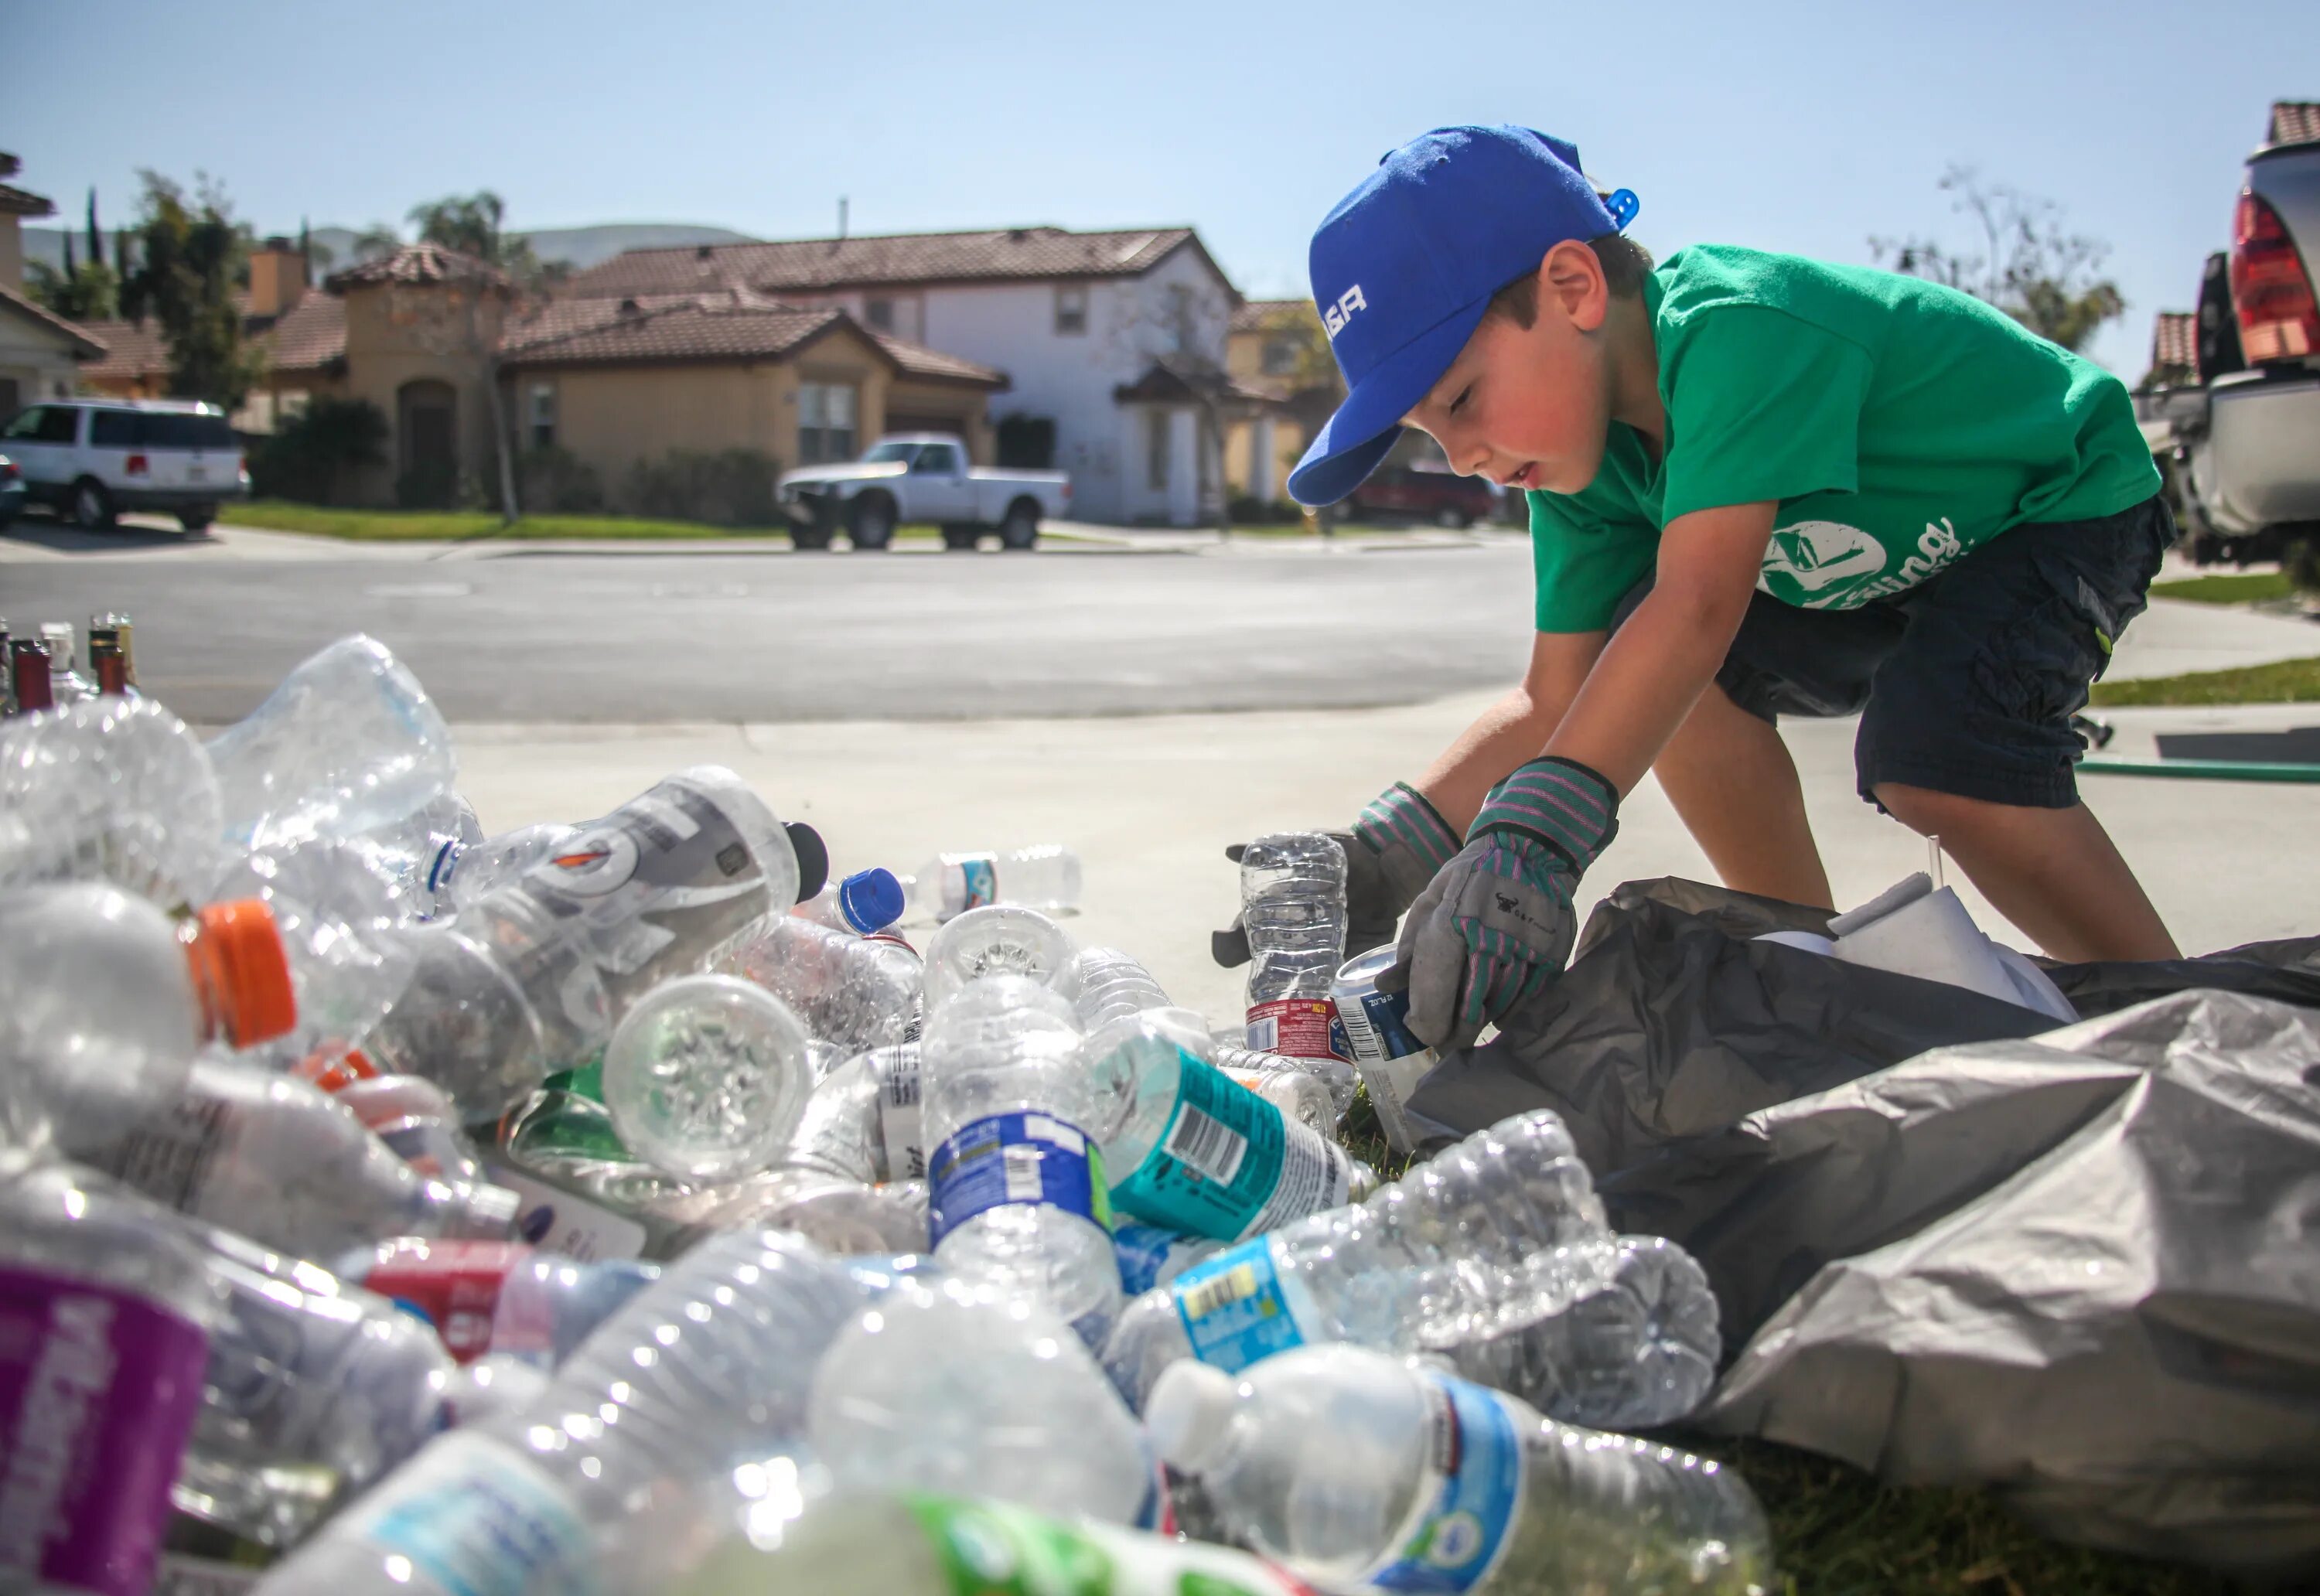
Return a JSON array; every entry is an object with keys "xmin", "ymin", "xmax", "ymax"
[{"xmin": 1609, "ymin": 495, "xmax": 2177, "ymax": 810}]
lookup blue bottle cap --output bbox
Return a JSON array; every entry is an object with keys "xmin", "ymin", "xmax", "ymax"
[{"xmin": 838, "ymin": 867, "xmax": 906, "ymax": 934}]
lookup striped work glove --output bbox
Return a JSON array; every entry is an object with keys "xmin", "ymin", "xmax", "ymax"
[
  {"xmin": 1380, "ymin": 757, "xmax": 1619, "ymax": 1049},
  {"xmin": 1210, "ymin": 783, "xmax": 1459, "ymax": 967}
]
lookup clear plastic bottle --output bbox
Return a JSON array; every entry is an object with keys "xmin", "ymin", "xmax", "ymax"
[
  {"xmin": 676, "ymin": 1492, "xmax": 1315, "ymax": 1596},
  {"xmin": 0, "ymin": 1155, "xmax": 222, "ymax": 1596},
  {"xmin": 807, "ymin": 1275, "xmax": 1156, "ymax": 1526},
  {"xmin": 1240, "ymin": 832, "xmax": 1349, "ymax": 1064},
  {"xmin": 1146, "ymin": 1345, "xmax": 1772, "ymax": 1596},
  {"xmin": 922, "ymin": 903, "xmax": 1075, "ymax": 1011},
  {"xmin": 1100, "ymin": 1110, "xmax": 1625, "ymax": 1410},
  {"xmin": 796, "ymin": 866, "xmax": 907, "ymax": 935},
  {"xmin": 786, "ymin": 1042, "xmax": 925, "ymax": 1182},
  {"xmin": 717, "ymin": 914, "xmax": 922, "ymax": 1051},
  {"xmin": 598, "ymin": 973, "xmax": 817, "ymax": 1182},
  {"xmin": 355, "ymin": 766, "xmax": 802, "ymax": 1118},
  {"xmin": 0, "ymin": 695, "xmax": 223, "ymax": 907},
  {"xmin": 904, "ymin": 844, "xmax": 1081, "ymax": 923},
  {"xmin": 251, "ymin": 1230, "xmax": 882, "ymax": 1596},
  {"xmin": 329, "ymin": 1237, "xmax": 660, "ymax": 1369},
  {"xmin": 208, "ymin": 835, "xmax": 418, "ymax": 1065},
  {"xmin": 919, "ymin": 975, "xmax": 1119, "ymax": 1340},
  {"xmin": 61, "ymin": 1054, "xmax": 520, "ymax": 1260},
  {"xmin": 354, "ymin": 789, "xmax": 483, "ymax": 919},
  {"xmin": 333, "ymin": 1072, "xmax": 487, "ymax": 1185},
  {"xmin": 1066, "ymin": 944, "xmax": 1173, "ymax": 1031},
  {"xmin": 1332, "ymin": 945, "xmax": 1439, "ymax": 1155},
  {"xmin": 206, "ymin": 634, "xmax": 456, "ymax": 853},
  {"xmin": 638, "ymin": 1166, "xmax": 932, "ymax": 1258},
  {"xmin": 40, "ymin": 621, "xmax": 96, "ymax": 705},
  {"xmin": 0, "ymin": 884, "xmax": 297, "ymax": 1149},
  {"xmin": 426, "ymin": 820, "xmax": 579, "ymax": 917},
  {"xmin": 1216, "ymin": 1048, "xmax": 1348, "ymax": 1134}
]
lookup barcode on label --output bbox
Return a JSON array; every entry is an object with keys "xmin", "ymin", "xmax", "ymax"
[
  {"xmin": 1002, "ymin": 1145, "xmax": 1045, "ymax": 1202},
  {"xmin": 1165, "ymin": 1103, "xmax": 1247, "ymax": 1185},
  {"xmin": 1178, "ymin": 1262, "xmax": 1262, "ymax": 1320},
  {"xmin": 1248, "ymin": 1016, "xmax": 1279, "ymax": 1051}
]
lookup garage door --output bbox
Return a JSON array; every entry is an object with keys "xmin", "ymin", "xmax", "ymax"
[{"xmin": 886, "ymin": 412, "xmax": 967, "ymax": 438}]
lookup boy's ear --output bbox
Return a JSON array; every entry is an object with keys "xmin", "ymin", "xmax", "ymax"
[{"xmin": 1541, "ymin": 240, "xmax": 1609, "ymax": 332}]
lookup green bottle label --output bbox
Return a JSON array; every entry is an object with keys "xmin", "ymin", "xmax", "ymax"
[{"xmin": 902, "ymin": 1493, "xmax": 1304, "ymax": 1595}]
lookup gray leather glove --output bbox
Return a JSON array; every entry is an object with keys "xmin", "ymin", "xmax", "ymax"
[{"xmin": 1211, "ymin": 783, "xmax": 1462, "ymax": 968}]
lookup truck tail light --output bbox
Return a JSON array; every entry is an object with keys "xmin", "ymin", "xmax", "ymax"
[
  {"xmin": 237, "ymin": 454, "xmax": 250, "ymax": 480},
  {"xmin": 124, "ymin": 453, "xmax": 149, "ymax": 477},
  {"xmin": 0, "ymin": 459, "xmax": 19, "ymax": 483},
  {"xmin": 2231, "ymin": 193, "xmax": 2319, "ymax": 363}
]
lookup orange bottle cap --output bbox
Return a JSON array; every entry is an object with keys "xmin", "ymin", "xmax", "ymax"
[{"xmin": 193, "ymin": 899, "xmax": 299, "ymax": 1047}]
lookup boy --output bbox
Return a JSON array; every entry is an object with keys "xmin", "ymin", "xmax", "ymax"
[{"xmin": 1263, "ymin": 124, "xmax": 2178, "ymax": 1050}]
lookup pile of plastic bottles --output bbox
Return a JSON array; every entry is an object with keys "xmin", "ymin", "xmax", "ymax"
[{"xmin": 0, "ymin": 628, "xmax": 1772, "ymax": 1596}]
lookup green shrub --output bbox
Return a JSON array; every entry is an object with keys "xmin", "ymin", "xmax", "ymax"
[
  {"xmin": 248, "ymin": 396, "xmax": 387, "ymax": 505},
  {"xmin": 619, "ymin": 448, "xmax": 782, "ymax": 527},
  {"xmin": 394, "ymin": 460, "xmax": 473, "ymax": 511},
  {"xmin": 517, "ymin": 446, "xmax": 605, "ymax": 514}
]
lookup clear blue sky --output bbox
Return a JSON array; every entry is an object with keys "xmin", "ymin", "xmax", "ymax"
[{"xmin": 5, "ymin": 0, "xmax": 2313, "ymax": 373}]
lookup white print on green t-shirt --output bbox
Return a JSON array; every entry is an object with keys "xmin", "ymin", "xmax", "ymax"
[{"xmin": 1758, "ymin": 516, "xmax": 1966, "ymax": 609}]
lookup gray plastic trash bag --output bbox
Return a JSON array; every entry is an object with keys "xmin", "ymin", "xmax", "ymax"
[{"xmin": 1694, "ymin": 991, "xmax": 2320, "ymax": 1577}]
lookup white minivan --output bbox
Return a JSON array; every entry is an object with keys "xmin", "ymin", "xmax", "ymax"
[{"xmin": 0, "ymin": 397, "xmax": 251, "ymax": 532}]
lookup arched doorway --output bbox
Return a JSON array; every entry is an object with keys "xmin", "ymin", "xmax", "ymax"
[{"xmin": 397, "ymin": 379, "xmax": 459, "ymax": 506}]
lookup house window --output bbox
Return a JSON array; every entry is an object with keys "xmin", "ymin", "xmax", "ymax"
[
  {"xmin": 865, "ymin": 297, "xmax": 896, "ymax": 332},
  {"xmin": 1261, "ymin": 337, "xmax": 1298, "ymax": 377},
  {"xmin": 1055, "ymin": 284, "xmax": 1087, "ymax": 336},
  {"xmin": 798, "ymin": 381, "xmax": 858, "ymax": 465},
  {"xmin": 527, "ymin": 384, "xmax": 556, "ymax": 450},
  {"xmin": 1146, "ymin": 409, "xmax": 1171, "ymax": 493},
  {"xmin": 1169, "ymin": 285, "xmax": 1196, "ymax": 353}
]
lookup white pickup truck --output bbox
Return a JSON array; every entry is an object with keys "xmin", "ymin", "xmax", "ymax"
[{"xmin": 776, "ymin": 434, "xmax": 1072, "ymax": 551}]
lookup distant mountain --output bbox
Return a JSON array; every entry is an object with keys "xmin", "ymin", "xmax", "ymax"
[{"xmin": 20, "ymin": 220, "xmax": 757, "ymax": 277}]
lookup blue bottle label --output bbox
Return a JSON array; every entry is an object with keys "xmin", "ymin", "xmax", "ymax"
[
  {"xmin": 958, "ymin": 858, "xmax": 998, "ymax": 912},
  {"xmin": 1113, "ymin": 1223, "xmax": 1219, "ymax": 1297},
  {"xmin": 927, "ymin": 1112, "xmax": 1110, "ymax": 1247},
  {"xmin": 1365, "ymin": 1372, "xmax": 1527, "ymax": 1592},
  {"xmin": 1169, "ymin": 1236, "xmax": 1308, "ymax": 1373}
]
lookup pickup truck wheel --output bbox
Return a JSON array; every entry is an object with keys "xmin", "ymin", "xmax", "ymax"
[
  {"xmin": 998, "ymin": 499, "xmax": 1040, "ymax": 551},
  {"xmin": 848, "ymin": 493, "xmax": 897, "ymax": 550},
  {"xmin": 941, "ymin": 524, "xmax": 981, "ymax": 552},
  {"xmin": 72, "ymin": 479, "xmax": 116, "ymax": 531}
]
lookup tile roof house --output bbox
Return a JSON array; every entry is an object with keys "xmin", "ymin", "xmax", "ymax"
[
  {"xmin": 2268, "ymin": 101, "xmax": 2320, "ymax": 148},
  {"xmin": 561, "ymin": 223, "xmax": 1244, "ymax": 523},
  {"xmin": 0, "ymin": 154, "xmax": 107, "ymax": 416}
]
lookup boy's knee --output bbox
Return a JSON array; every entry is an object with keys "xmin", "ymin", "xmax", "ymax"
[{"xmin": 1872, "ymin": 781, "xmax": 1982, "ymax": 837}]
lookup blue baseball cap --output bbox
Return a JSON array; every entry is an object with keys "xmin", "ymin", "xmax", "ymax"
[{"xmin": 1287, "ymin": 125, "xmax": 1639, "ymax": 506}]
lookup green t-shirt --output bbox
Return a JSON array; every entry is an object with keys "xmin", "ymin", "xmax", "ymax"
[{"xmin": 1530, "ymin": 244, "xmax": 2160, "ymax": 632}]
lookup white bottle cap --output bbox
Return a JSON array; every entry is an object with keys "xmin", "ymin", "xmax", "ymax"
[
  {"xmin": 39, "ymin": 622, "xmax": 73, "ymax": 668},
  {"xmin": 1145, "ymin": 1359, "xmax": 1239, "ymax": 1475}
]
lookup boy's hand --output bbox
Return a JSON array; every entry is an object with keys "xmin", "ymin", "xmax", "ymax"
[
  {"xmin": 1380, "ymin": 757, "xmax": 1619, "ymax": 1047},
  {"xmin": 1210, "ymin": 783, "xmax": 1459, "ymax": 967}
]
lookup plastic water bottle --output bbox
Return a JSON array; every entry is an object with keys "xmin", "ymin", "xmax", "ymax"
[
  {"xmin": 922, "ymin": 903, "xmax": 1076, "ymax": 1011},
  {"xmin": 206, "ymin": 635, "xmax": 456, "ymax": 853},
  {"xmin": 1113, "ymin": 1223, "xmax": 1227, "ymax": 1296},
  {"xmin": 329, "ymin": 1238, "xmax": 660, "ymax": 1368},
  {"xmin": 718, "ymin": 914, "xmax": 922, "ymax": 1051},
  {"xmin": 642, "ymin": 1166, "xmax": 933, "ymax": 1257},
  {"xmin": 919, "ymin": 975, "xmax": 1120, "ymax": 1339},
  {"xmin": 1240, "ymin": 833, "xmax": 1349, "ymax": 1066},
  {"xmin": 0, "ymin": 1155, "xmax": 221, "ymax": 1596},
  {"xmin": 39, "ymin": 622, "xmax": 95, "ymax": 705},
  {"xmin": 251, "ymin": 1230, "xmax": 882, "ymax": 1595},
  {"xmin": 598, "ymin": 974, "xmax": 817, "ymax": 1182},
  {"xmin": 904, "ymin": 844, "xmax": 1081, "ymax": 923},
  {"xmin": 208, "ymin": 837, "xmax": 418, "ymax": 1064},
  {"xmin": 0, "ymin": 885, "xmax": 297, "ymax": 1149},
  {"xmin": 1100, "ymin": 1110, "xmax": 1619, "ymax": 1408},
  {"xmin": 1147, "ymin": 1345, "xmax": 1772, "ymax": 1596},
  {"xmin": 1066, "ymin": 944, "xmax": 1172, "ymax": 1030},
  {"xmin": 787, "ymin": 1042, "xmax": 925, "ymax": 1182},
  {"xmin": 1332, "ymin": 946, "xmax": 1439, "ymax": 1154},
  {"xmin": 676, "ymin": 1492, "xmax": 1315, "ymax": 1596},
  {"xmin": 807, "ymin": 1274, "xmax": 1156, "ymax": 1526},
  {"xmin": 357, "ymin": 766, "xmax": 803, "ymax": 1118},
  {"xmin": 62, "ymin": 1054, "xmax": 520, "ymax": 1260},
  {"xmin": 796, "ymin": 867, "xmax": 907, "ymax": 935},
  {"xmin": 1091, "ymin": 1011, "xmax": 1352, "ymax": 1240},
  {"xmin": 1213, "ymin": 1041, "xmax": 1353, "ymax": 1131},
  {"xmin": 354, "ymin": 790, "xmax": 483, "ymax": 918},
  {"xmin": 425, "ymin": 820, "xmax": 579, "ymax": 916},
  {"xmin": 180, "ymin": 1218, "xmax": 460, "ymax": 1550},
  {"xmin": 0, "ymin": 696, "xmax": 223, "ymax": 907},
  {"xmin": 332, "ymin": 1071, "xmax": 487, "ymax": 1185}
]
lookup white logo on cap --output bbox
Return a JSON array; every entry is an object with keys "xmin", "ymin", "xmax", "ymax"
[{"xmin": 1322, "ymin": 285, "xmax": 1367, "ymax": 339}]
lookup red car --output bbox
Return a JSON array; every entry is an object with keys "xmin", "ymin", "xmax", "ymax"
[{"xmin": 1342, "ymin": 463, "xmax": 1501, "ymax": 527}]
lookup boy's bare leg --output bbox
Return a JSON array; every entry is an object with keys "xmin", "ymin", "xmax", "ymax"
[
  {"xmin": 1653, "ymin": 682, "xmax": 1836, "ymax": 909},
  {"xmin": 1872, "ymin": 784, "xmax": 2180, "ymax": 962}
]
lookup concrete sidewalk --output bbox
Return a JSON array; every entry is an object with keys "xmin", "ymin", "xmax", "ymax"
[{"xmin": 443, "ymin": 698, "xmax": 2320, "ymax": 1034}]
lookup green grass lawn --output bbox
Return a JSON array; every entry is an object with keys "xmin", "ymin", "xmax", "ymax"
[
  {"xmin": 2148, "ymin": 571, "xmax": 2298, "ymax": 605},
  {"xmin": 228, "ymin": 500, "xmax": 956, "ymax": 543},
  {"xmin": 2091, "ymin": 656, "xmax": 2320, "ymax": 707}
]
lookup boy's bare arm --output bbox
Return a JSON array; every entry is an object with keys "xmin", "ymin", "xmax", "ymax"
[
  {"xmin": 1416, "ymin": 630, "xmax": 1605, "ymax": 832},
  {"xmin": 1544, "ymin": 502, "xmax": 1778, "ymax": 793}
]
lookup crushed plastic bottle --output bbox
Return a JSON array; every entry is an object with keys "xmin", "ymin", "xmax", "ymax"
[
  {"xmin": 207, "ymin": 836, "xmax": 418, "ymax": 1064},
  {"xmin": 1240, "ymin": 833, "xmax": 1349, "ymax": 1067},
  {"xmin": 356, "ymin": 766, "xmax": 803, "ymax": 1118},
  {"xmin": 786, "ymin": 1042, "xmax": 925, "ymax": 1183},
  {"xmin": 206, "ymin": 635, "xmax": 456, "ymax": 854},
  {"xmin": 251, "ymin": 1230, "xmax": 880, "ymax": 1595},
  {"xmin": 425, "ymin": 820, "xmax": 579, "ymax": 917},
  {"xmin": 0, "ymin": 696, "xmax": 223, "ymax": 907},
  {"xmin": 599, "ymin": 974, "xmax": 816, "ymax": 1182},
  {"xmin": 1066, "ymin": 944, "xmax": 1173, "ymax": 1031},
  {"xmin": 807, "ymin": 1275, "xmax": 1156, "ymax": 1526},
  {"xmin": 354, "ymin": 790, "xmax": 483, "ymax": 918},
  {"xmin": 332, "ymin": 1070, "xmax": 487, "ymax": 1185},
  {"xmin": 796, "ymin": 867, "xmax": 907, "ymax": 935},
  {"xmin": 922, "ymin": 903, "xmax": 1075, "ymax": 1011},
  {"xmin": 905, "ymin": 844, "xmax": 1081, "ymax": 923},
  {"xmin": 919, "ymin": 975, "xmax": 1119, "ymax": 1340},
  {"xmin": 329, "ymin": 1237, "xmax": 660, "ymax": 1368},
  {"xmin": 718, "ymin": 914, "xmax": 922, "ymax": 1051},
  {"xmin": 1147, "ymin": 1344, "xmax": 1772, "ymax": 1595}
]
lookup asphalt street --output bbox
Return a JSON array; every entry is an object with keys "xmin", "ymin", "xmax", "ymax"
[{"xmin": 0, "ymin": 541, "xmax": 1539, "ymax": 722}]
